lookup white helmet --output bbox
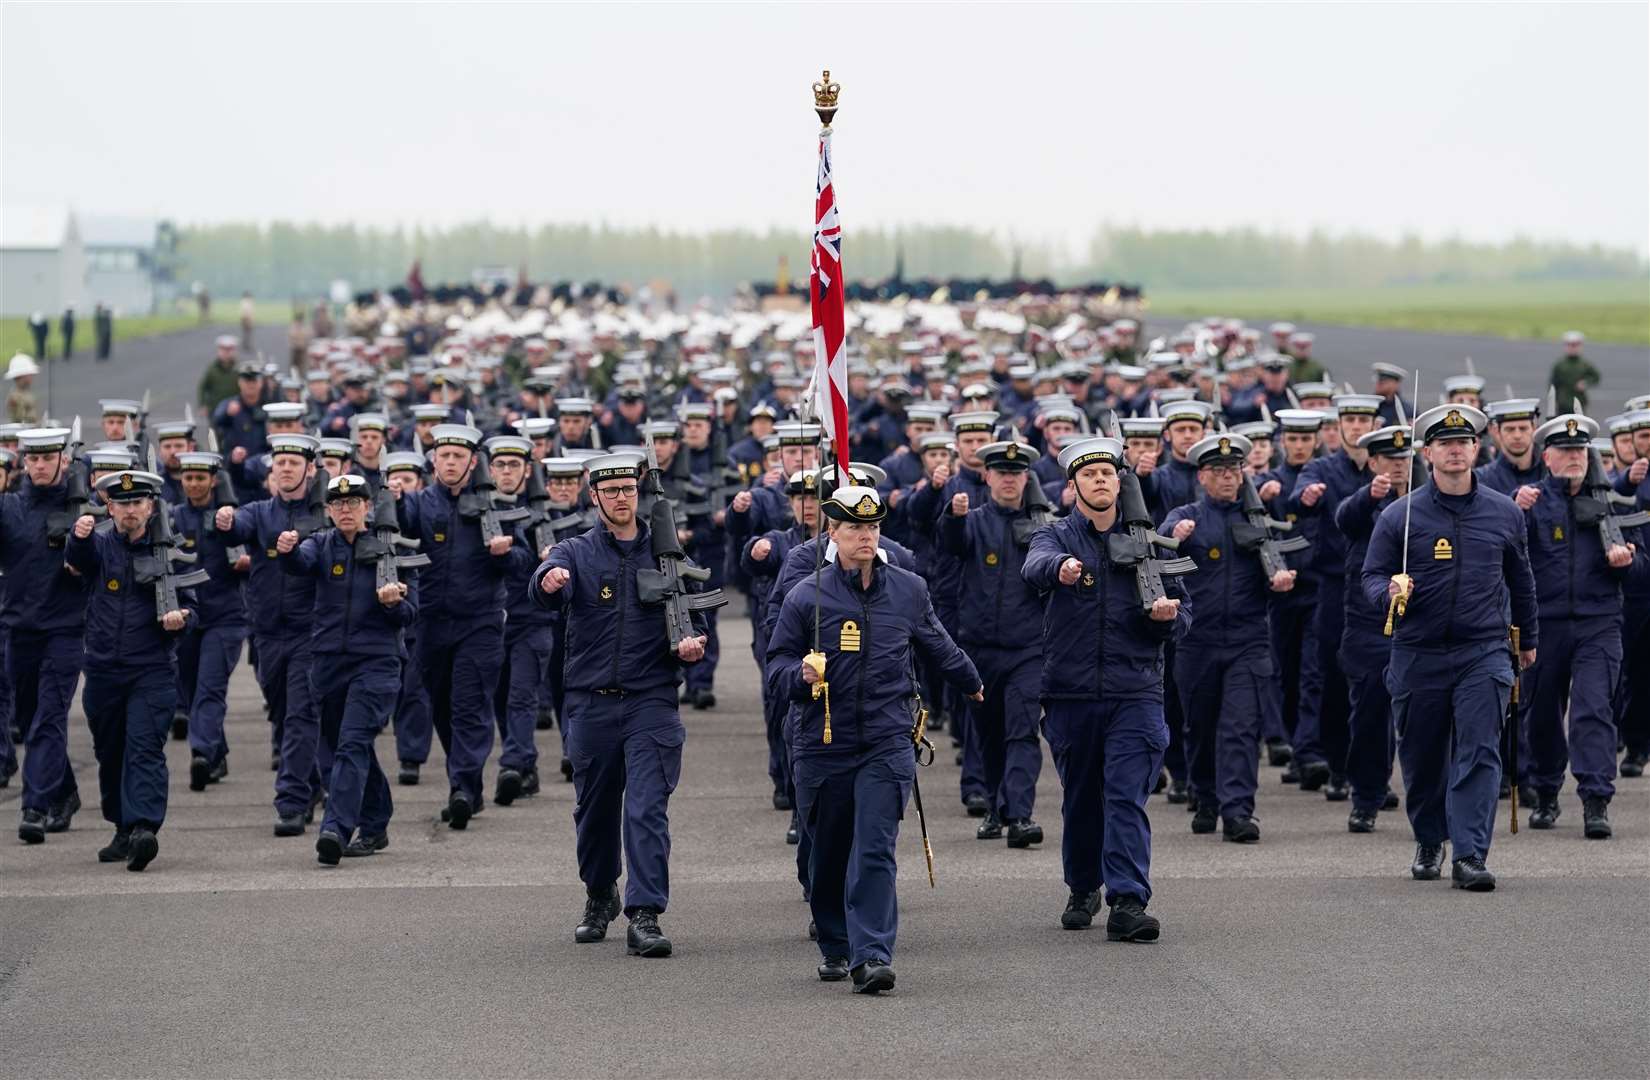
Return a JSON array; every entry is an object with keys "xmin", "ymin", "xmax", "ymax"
[{"xmin": 6, "ymin": 353, "xmax": 40, "ymax": 380}]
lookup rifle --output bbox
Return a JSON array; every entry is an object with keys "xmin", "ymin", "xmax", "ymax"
[
  {"xmin": 45, "ymin": 417, "xmax": 97, "ymax": 546},
  {"xmin": 291, "ymin": 470, "xmax": 328, "ymax": 538},
  {"xmin": 1013, "ymin": 467, "xmax": 1058, "ymax": 545},
  {"xmin": 524, "ymin": 458, "xmax": 589, "ymax": 555},
  {"xmin": 458, "ymin": 447, "xmax": 531, "ymax": 543},
  {"xmin": 1107, "ymin": 457, "xmax": 1198, "ymax": 614},
  {"xmin": 1505, "ymin": 625, "xmax": 1523, "ymax": 833},
  {"xmin": 204, "ymin": 428, "xmax": 248, "ymax": 561},
  {"xmin": 355, "ymin": 478, "xmax": 430, "ymax": 591},
  {"xmin": 136, "ymin": 453, "xmax": 209, "ymax": 622},
  {"xmin": 636, "ymin": 436, "xmax": 729, "ymax": 651},
  {"xmin": 1233, "ymin": 473, "xmax": 1311, "ymax": 578},
  {"xmin": 1574, "ymin": 445, "xmax": 1650, "ymax": 545}
]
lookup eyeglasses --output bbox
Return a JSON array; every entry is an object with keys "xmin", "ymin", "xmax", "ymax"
[
  {"xmin": 597, "ymin": 485, "xmax": 639, "ymax": 499},
  {"xmin": 1203, "ymin": 465, "xmax": 1242, "ymax": 478}
]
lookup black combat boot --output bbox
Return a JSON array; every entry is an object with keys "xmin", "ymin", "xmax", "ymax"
[
  {"xmin": 851, "ymin": 960, "xmax": 895, "ymax": 994},
  {"xmin": 1222, "ymin": 816, "xmax": 1261, "ymax": 843},
  {"xmin": 1528, "ymin": 793, "xmax": 1561, "ymax": 829},
  {"xmin": 1411, "ymin": 843, "xmax": 1444, "ymax": 880},
  {"xmin": 44, "ymin": 791, "xmax": 79, "ymax": 833},
  {"xmin": 1190, "ymin": 802, "xmax": 1218, "ymax": 834},
  {"xmin": 1347, "ymin": 808, "xmax": 1377, "ymax": 833},
  {"xmin": 316, "ymin": 830, "xmax": 344, "ymax": 866},
  {"xmin": 1061, "ymin": 890, "xmax": 1102, "ymax": 930},
  {"xmin": 975, "ymin": 813, "xmax": 1003, "ymax": 841},
  {"xmin": 494, "ymin": 768, "xmax": 523, "ymax": 807},
  {"xmin": 97, "ymin": 831, "xmax": 131, "ymax": 863},
  {"xmin": 1005, "ymin": 819, "xmax": 1043, "ymax": 848},
  {"xmin": 575, "ymin": 884, "xmax": 621, "ymax": 943},
  {"xmin": 126, "ymin": 827, "xmax": 159, "ymax": 872},
  {"xmin": 1582, "ymin": 797, "xmax": 1612, "ymax": 840},
  {"xmin": 626, "ymin": 908, "xmax": 673, "ymax": 958},
  {"xmin": 1297, "ymin": 760, "xmax": 1330, "ymax": 791},
  {"xmin": 817, "ymin": 955, "xmax": 850, "ymax": 982},
  {"xmin": 398, "ymin": 761, "xmax": 420, "ymax": 786},
  {"xmin": 1451, "ymin": 855, "xmax": 1495, "ymax": 891},
  {"xmin": 1265, "ymin": 738, "xmax": 1293, "ymax": 767},
  {"xmin": 1106, "ymin": 895, "xmax": 1161, "ymax": 943}
]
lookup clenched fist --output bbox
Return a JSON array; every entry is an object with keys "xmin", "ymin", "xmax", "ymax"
[
  {"xmin": 1059, "ymin": 557, "xmax": 1083, "ymax": 586},
  {"xmin": 539, "ymin": 566, "xmax": 571, "ymax": 594},
  {"xmin": 1171, "ymin": 519, "xmax": 1197, "ymax": 542},
  {"xmin": 275, "ymin": 530, "xmax": 299, "ymax": 554},
  {"xmin": 951, "ymin": 492, "xmax": 969, "ymax": 516},
  {"xmin": 751, "ymin": 538, "xmax": 773, "ymax": 562},
  {"xmin": 1300, "ymin": 482, "xmax": 1327, "ymax": 507}
]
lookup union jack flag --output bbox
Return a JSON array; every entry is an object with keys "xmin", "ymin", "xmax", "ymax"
[{"xmin": 809, "ymin": 131, "xmax": 850, "ymax": 458}]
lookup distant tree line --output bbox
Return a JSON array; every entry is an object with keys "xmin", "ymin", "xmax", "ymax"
[{"xmin": 173, "ymin": 220, "xmax": 1647, "ymax": 301}]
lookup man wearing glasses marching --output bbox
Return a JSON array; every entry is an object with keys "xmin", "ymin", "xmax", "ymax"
[{"xmin": 532, "ymin": 453, "xmax": 707, "ymax": 960}]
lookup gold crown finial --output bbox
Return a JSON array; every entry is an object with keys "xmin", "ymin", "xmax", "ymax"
[{"xmin": 813, "ymin": 69, "xmax": 840, "ymax": 128}]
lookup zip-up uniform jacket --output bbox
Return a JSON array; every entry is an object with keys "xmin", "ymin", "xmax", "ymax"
[
  {"xmin": 1360, "ymin": 479, "xmax": 1540, "ymax": 654},
  {"xmin": 280, "ymin": 528, "xmax": 417, "ymax": 658},
  {"xmin": 766, "ymin": 560, "xmax": 981, "ymax": 761},
  {"xmin": 65, "ymin": 523, "xmax": 197, "ymax": 668},
  {"xmin": 530, "ymin": 520, "xmax": 700, "ymax": 695},
  {"xmin": 1022, "ymin": 512, "xmax": 1192, "ymax": 701}
]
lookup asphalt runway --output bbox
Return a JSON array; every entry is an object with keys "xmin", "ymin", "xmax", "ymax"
[
  {"xmin": 3, "ymin": 611, "xmax": 1647, "ymax": 1079},
  {"xmin": 4, "ymin": 318, "xmax": 1648, "ymax": 1077},
  {"xmin": 1143, "ymin": 314, "xmax": 1648, "ymax": 417}
]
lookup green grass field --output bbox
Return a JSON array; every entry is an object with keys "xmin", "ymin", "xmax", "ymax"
[
  {"xmin": 1147, "ymin": 279, "xmax": 1650, "ymax": 346},
  {"xmin": 2, "ymin": 303, "xmax": 292, "ymax": 363}
]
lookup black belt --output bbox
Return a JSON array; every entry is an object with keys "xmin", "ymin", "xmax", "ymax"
[{"xmin": 592, "ymin": 687, "xmax": 628, "ymax": 697}]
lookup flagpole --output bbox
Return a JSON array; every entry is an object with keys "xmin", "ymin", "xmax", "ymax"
[{"xmin": 806, "ymin": 69, "xmax": 843, "ymax": 744}]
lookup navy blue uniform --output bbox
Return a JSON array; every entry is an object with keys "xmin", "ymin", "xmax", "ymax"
[
  {"xmin": 0, "ymin": 478, "xmax": 88, "ymax": 820},
  {"xmin": 1334, "ymin": 484, "xmax": 1402, "ymax": 814},
  {"xmin": 767, "ymin": 560, "xmax": 980, "ymax": 970},
  {"xmin": 1024, "ymin": 513, "xmax": 1192, "ymax": 904},
  {"xmin": 1475, "ymin": 454, "xmax": 1544, "ymax": 497},
  {"xmin": 66, "ymin": 522, "xmax": 197, "ymax": 837},
  {"xmin": 221, "ymin": 494, "xmax": 324, "ymax": 819},
  {"xmin": 172, "ymin": 500, "xmax": 248, "ymax": 772},
  {"xmin": 1361, "ymin": 479, "xmax": 1539, "ymax": 861},
  {"xmin": 1521, "ymin": 476, "xmax": 1641, "ymax": 804},
  {"xmin": 940, "ymin": 499, "xmax": 1047, "ymax": 824},
  {"xmin": 283, "ymin": 528, "xmax": 415, "ymax": 845},
  {"xmin": 401, "ymin": 482, "xmax": 513, "ymax": 813},
  {"xmin": 1162, "ymin": 494, "xmax": 1284, "ymax": 822},
  {"xmin": 1287, "ymin": 450, "xmax": 1370, "ymax": 776},
  {"xmin": 210, "ymin": 399, "xmax": 268, "ymax": 503},
  {"xmin": 494, "ymin": 497, "xmax": 554, "ymax": 780},
  {"xmin": 743, "ymin": 522, "xmax": 813, "ymax": 796},
  {"xmin": 532, "ymin": 520, "xmax": 699, "ymax": 915},
  {"xmin": 1262, "ymin": 460, "xmax": 1321, "ymax": 750}
]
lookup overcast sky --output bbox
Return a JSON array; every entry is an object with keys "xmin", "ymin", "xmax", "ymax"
[{"xmin": 4, "ymin": 2, "xmax": 1646, "ymax": 256}]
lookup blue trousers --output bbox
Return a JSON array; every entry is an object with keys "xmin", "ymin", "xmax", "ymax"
[
  {"xmin": 1177, "ymin": 642, "xmax": 1270, "ymax": 818},
  {"xmin": 1614, "ymin": 603, "xmax": 1650, "ymax": 755},
  {"xmin": 1389, "ymin": 642, "xmax": 1511, "ymax": 860},
  {"xmin": 394, "ymin": 631, "xmax": 432, "ymax": 766},
  {"xmin": 254, "ymin": 633, "xmax": 323, "ymax": 816},
  {"xmin": 547, "ymin": 621, "xmax": 569, "ymax": 760},
  {"xmin": 681, "ymin": 607, "xmax": 720, "ymax": 694},
  {"xmin": 1043, "ymin": 698, "xmax": 1167, "ymax": 903},
  {"xmin": 8, "ymin": 630, "xmax": 82, "ymax": 815},
  {"xmin": 1343, "ymin": 659, "xmax": 1396, "ymax": 814},
  {"xmin": 312, "ymin": 654, "xmax": 395, "ymax": 841},
  {"xmin": 763, "ymin": 688, "xmax": 788, "ymax": 794},
  {"xmin": 0, "ymin": 629, "xmax": 14, "ymax": 778},
  {"xmin": 177, "ymin": 623, "xmax": 245, "ymax": 767},
  {"xmin": 795, "ymin": 742, "xmax": 913, "ymax": 968},
  {"xmin": 1268, "ymin": 594, "xmax": 1322, "ymax": 746},
  {"xmin": 564, "ymin": 689, "xmax": 683, "ymax": 914},
  {"xmin": 1161, "ymin": 642, "xmax": 1188, "ymax": 784},
  {"xmin": 785, "ymin": 704, "xmax": 811, "ymax": 897},
  {"xmin": 1302, "ymin": 574, "xmax": 1352, "ymax": 775},
  {"xmin": 1526, "ymin": 615, "xmax": 1621, "ymax": 801},
  {"xmin": 965, "ymin": 645, "xmax": 1043, "ymax": 821},
  {"xmin": 423, "ymin": 623, "xmax": 503, "ymax": 808},
  {"xmin": 83, "ymin": 665, "xmax": 175, "ymax": 832},
  {"xmin": 495, "ymin": 625, "xmax": 551, "ymax": 772}
]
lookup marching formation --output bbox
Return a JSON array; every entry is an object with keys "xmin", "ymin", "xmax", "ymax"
[{"xmin": 2, "ymin": 294, "xmax": 1645, "ymax": 995}]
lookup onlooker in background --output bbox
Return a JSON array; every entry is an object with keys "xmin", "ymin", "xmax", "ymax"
[
  {"xmin": 1549, "ymin": 331, "xmax": 1601, "ymax": 415},
  {"xmin": 59, "ymin": 307, "xmax": 75, "ymax": 360},
  {"xmin": 28, "ymin": 312, "xmax": 49, "ymax": 359},
  {"xmin": 239, "ymin": 292, "xmax": 256, "ymax": 349},
  {"xmin": 198, "ymin": 335, "xmax": 242, "ymax": 413},
  {"xmin": 287, "ymin": 309, "xmax": 310, "ymax": 373},
  {"xmin": 94, "ymin": 304, "xmax": 113, "ymax": 362},
  {"xmin": 5, "ymin": 354, "xmax": 40, "ymax": 423}
]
